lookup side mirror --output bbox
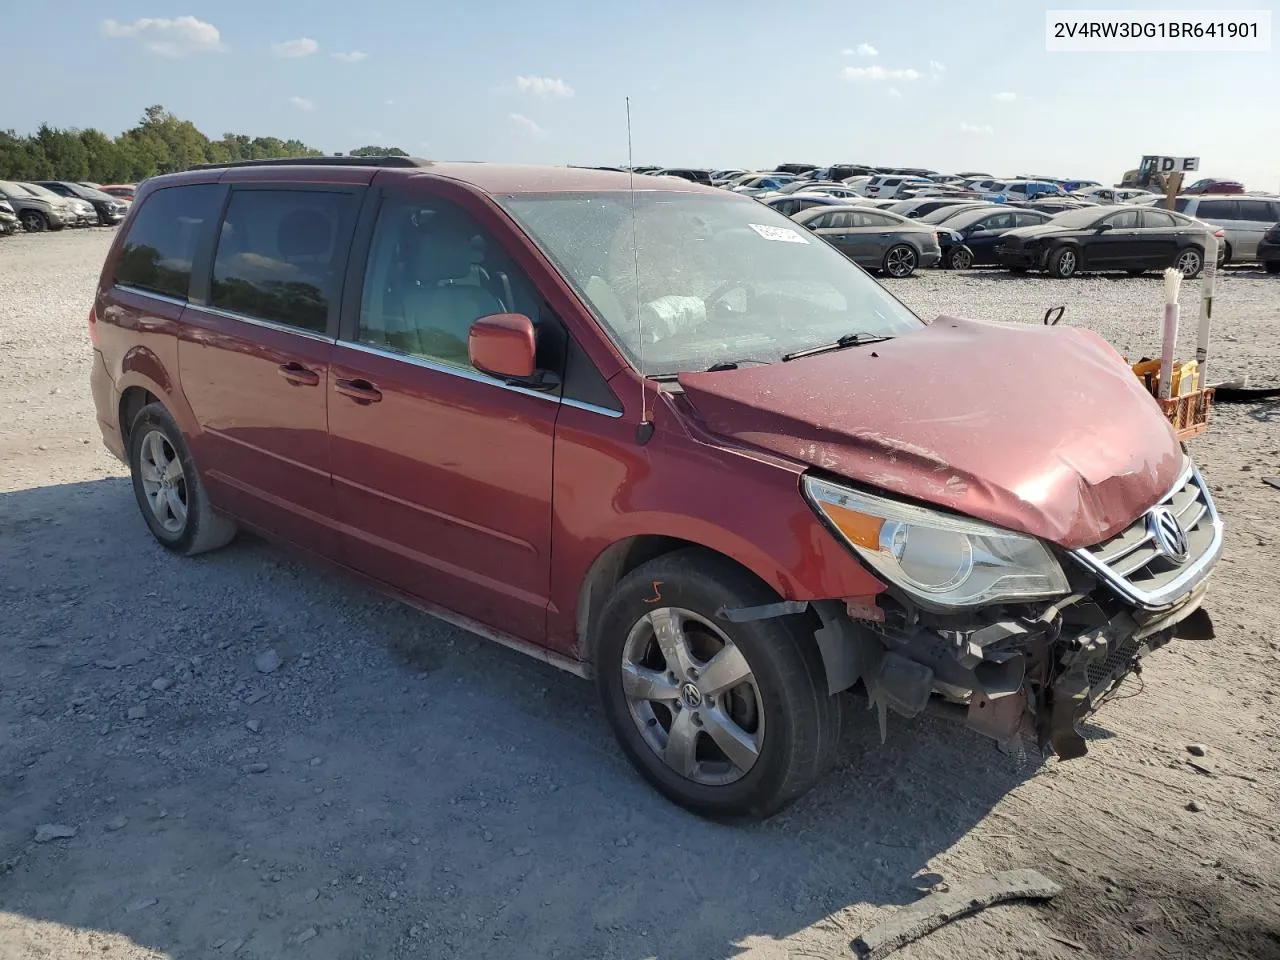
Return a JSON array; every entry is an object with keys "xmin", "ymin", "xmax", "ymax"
[
  {"xmin": 1095, "ymin": 222, "xmax": 1113, "ymax": 233},
  {"xmin": 468, "ymin": 313, "xmax": 538, "ymax": 382}
]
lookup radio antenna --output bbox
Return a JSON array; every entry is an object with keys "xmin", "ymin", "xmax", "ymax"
[{"xmin": 627, "ymin": 97, "xmax": 654, "ymax": 445}]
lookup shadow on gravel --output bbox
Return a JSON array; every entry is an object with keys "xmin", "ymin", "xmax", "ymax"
[{"xmin": 0, "ymin": 478, "xmax": 1112, "ymax": 959}]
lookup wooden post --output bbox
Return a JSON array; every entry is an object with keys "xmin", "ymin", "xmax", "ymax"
[{"xmin": 1163, "ymin": 171, "xmax": 1183, "ymax": 210}]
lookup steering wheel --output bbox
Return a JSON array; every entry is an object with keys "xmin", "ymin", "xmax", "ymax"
[{"xmin": 704, "ymin": 280, "xmax": 754, "ymax": 317}]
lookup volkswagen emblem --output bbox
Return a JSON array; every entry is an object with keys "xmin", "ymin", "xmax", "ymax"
[
  {"xmin": 680, "ymin": 682, "xmax": 703, "ymax": 709},
  {"xmin": 1147, "ymin": 507, "xmax": 1189, "ymax": 564}
]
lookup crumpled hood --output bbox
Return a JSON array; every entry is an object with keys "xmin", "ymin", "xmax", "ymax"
[{"xmin": 677, "ymin": 316, "xmax": 1184, "ymax": 549}]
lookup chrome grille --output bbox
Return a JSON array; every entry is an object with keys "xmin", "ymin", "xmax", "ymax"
[{"xmin": 1071, "ymin": 463, "xmax": 1223, "ymax": 611}]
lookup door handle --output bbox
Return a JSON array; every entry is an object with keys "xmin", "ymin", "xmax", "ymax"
[
  {"xmin": 334, "ymin": 378, "xmax": 383, "ymax": 404},
  {"xmin": 277, "ymin": 362, "xmax": 320, "ymax": 387}
]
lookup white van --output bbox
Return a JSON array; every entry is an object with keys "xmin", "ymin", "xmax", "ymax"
[{"xmin": 1174, "ymin": 196, "xmax": 1280, "ymax": 262}]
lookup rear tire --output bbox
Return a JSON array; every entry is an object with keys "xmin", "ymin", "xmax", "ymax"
[
  {"xmin": 882, "ymin": 244, "xmax": 918, "ymax": 278},
  {"xmin": 1265, "ymin": 261, "xmax": 1280, "ymax": 275},
  {"xmin": 594, "ymin": 549, "xmax": 841, "ymax": 821},
  {"xmin": 1048, "ymin": 246, "xmax": 1079, "ymax": 279},
  {"xmin": 128, "ymin": 403, "xmax": 237, "ymax": 556}
]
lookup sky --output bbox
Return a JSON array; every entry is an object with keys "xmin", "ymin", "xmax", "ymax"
[{"xmin": 7, "ymin": 1, "xmax": 1279, "ymax": 190}]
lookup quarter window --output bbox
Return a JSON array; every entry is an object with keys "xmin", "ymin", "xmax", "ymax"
[
  {"xmin": 1236, "ymin": 200, "xmax": 1277, "ymax": 221},
  {"xmin": 1141, "ymin": 210, "xmax": 1177, "ymax": 228},
  {"xmin": 358, "ymin": 197, "xmax": 543, "ymax": 370},
  {"xmin": 210, "ymin": 189, "xmax": 355, "ymax": 333},
  {"xmin": 115, "ymin": 184, "xmax": 221, "ymax": 300}
]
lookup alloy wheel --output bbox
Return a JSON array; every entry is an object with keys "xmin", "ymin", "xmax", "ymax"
[
  {"xmin": 620, "ymin": 607, "xmax": 764, "ymax": 786},
  {"xmin": 1177, "ymin": 249, "xmax": 1202, "ymax": 277},
  {"xmin": 1057, "ymin": 249, "xmax": 1077, "ymax": 277},
  {"xmin": 885, "ymin": 246, "xmax": 917, "ymax": 277},
  {"xmin": 138, "ymin": 429, "xmax": 188, "ymax": 534},
  {"xmin": 950, "ymin": 248, "xmax": 972, "ymax": 270}
]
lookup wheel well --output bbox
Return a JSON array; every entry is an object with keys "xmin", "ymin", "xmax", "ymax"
[
  {"xmin": 575, "ymin": 536, "xmax": 797, "ymax": 664},
  {"xmin": 118, "ymin": 387, "xmax": 158, "ymax": 448}
]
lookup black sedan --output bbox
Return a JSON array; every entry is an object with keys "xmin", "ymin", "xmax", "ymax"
[
  {"xmin": 33, "ymin": 181, "xmax": 129, "ymax": 225},
  {"xmin": 886, "ymin": 197, "xmax": 983, "ymax": 220},
  {"xmin": 792, "ymin": 205, "xmax": 941, "ymax": 277},
  {"xmin": 1258, "ymin": 223, "xmax": 1280, "ymax": 274},
  {"xmin": 996, "ymin": 206, "xmax": 1218, "ymax": 279},
  {"xmin": 936, "ymin": 207, "xmax": 1053, "ymax": 269}
]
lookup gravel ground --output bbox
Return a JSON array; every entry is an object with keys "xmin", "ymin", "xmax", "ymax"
[{"xmin": 1, "ymin": 229, "xmax": 1278, "ymax": 960}]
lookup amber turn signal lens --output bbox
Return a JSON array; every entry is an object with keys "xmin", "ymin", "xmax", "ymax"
[{"xmin": 820, "ymin": 500, "xmax": 883, "ymax": 549}]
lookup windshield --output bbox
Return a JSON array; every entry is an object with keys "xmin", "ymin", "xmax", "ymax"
[
  {"xmin": 920, "ymin": 203, "xmax": 987, "ymax": 223},
  {"xmin": 0, "ymin": 181, "xmax": 36, "ymax": 198},
  {"xmin": 499, "ymin": 191, "xmax": 923, "ymax": 377},
  {"xmin": 21, "ymin": 183, "xmax": 62, "ymax": 200}
]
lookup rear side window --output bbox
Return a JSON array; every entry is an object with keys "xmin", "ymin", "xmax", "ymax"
[
  {"xmin": 1142, "ymin": 210, "xmax": 1178, "ymax": 228},
  {"xmin": 115, "ymin": 184, "xmax": 221, "ymax": 300},
  {"xmin": 1196, "ymin": 199, "xmax": 1238, "ymax": 220},
  {"xmin": 1236, "ymin": 200, "xmax": 1277, "ymax": 221},
  {"xmin": 210, "ymin": 189, "xmax": 355, "ymax": 333}
]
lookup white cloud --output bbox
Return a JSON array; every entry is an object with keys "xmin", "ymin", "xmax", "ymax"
[
  {"xmin": 841, "ymin": 65, "xmax": 921, "ymax": 82},
  {"xmin": 272, "ymin": 38, "xmax": 319, "ymax": 58},
  {"xmin": 929, "ymin": 60, "xmax": 946, "ymax": 72},
  {"xmin": 100, "ymin": 16, "xmax": 223, "ymax": 57},
  {"xmin": 841, "ymin": 42, "xmax": 879, "ymax": 56},
  {"xmin": 514, "ymin": 75, "xmax": 574, "ymax": 98},
  {"xmin": 888, "ymin": 87, "xmax": 902, "ymax": 98},
  {"xmin": 332, "ymin": 50, "xmax": 367, "ymax": 63},
  {"xmin": 288, "ymin": 96, "xmax": 317, "ymax": 112},
  {"xmin": 993, "ymin": 91, "xmax": 1019, "ymax": 102},
  {"xmin": 509, "ymin": 113, "xmax": 547, "ymax": 138},
  {"xmin": 958, "ymin": 122, "xmax": 994, "ymax": 135}
]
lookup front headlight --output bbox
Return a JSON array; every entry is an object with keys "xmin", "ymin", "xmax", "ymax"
[{"xmin": 804, "ymin": 476, "xmax": 1069, "ymax": 608}]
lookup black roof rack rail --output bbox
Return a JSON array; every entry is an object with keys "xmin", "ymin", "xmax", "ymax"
[{"xmin": 189, "ymin": 155, "xmax": 431, "ymax": 171}]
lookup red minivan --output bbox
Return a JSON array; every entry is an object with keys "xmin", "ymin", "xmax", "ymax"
[{"xmin": 89, "ymin": 157, "xmax": 1223, "ymax": 819}]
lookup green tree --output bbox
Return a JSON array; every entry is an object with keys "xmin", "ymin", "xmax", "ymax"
[
  {"xmin": 349, "ymin": 145, "xmax": 408, "ymax": 157},
  {"xmin": 0, "ymin": 106, "xmax": 325, "ymax": 182}
]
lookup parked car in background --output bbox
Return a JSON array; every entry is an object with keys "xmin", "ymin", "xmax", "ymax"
[
  {"xmin": 100, "ymin": 184, "xmax": 137, "ymax": 201},
  {"xmin": 1183, "ymin": 179, "xmax": 1244, "ymax": 195},
  {"xmin": 887, "ymin": 197, "xmax": 979, "ymax": 219},
  {"xmin": 1257, "ymin": 222, "xmax": 1280, "ymax": 273},
  {"xmin": 793, "ymin": 204, "xmax": 941, "ymax": 276},
  {"xmin": 1172, "ymin": 195, "xmax": 1280, "ymax": 263},
  {"xmin": 996, "ymin": 205, "xmax": 1220, "ymax": 279},
  {"xmin": 1068, "ymin": 186, "xmax": 1153, "ymax": 205},
  {"xmin": 0, "ymin": 180, "xmax": 70, "ymax": 232},
  {"xmin": 710, "ymin": 169, "xmax": 746, "ymax": 185},
  {"xmin": 652, "ymin": 168, "xmax": 714, "ymax": 186},
  {"xmin": 762, "ymin": 193, "xmax": 849, "ymax": 217},
  {"xmin": 1059, "ymin": 179, "xmax": 1101, "ymax": 192},
  {"xmin": 1012, "ymin": 198, "xmax": 1098, "ymax": 215},
  {"xmin": 0, "ymin": 199, "xmax": 19, "ymax": 235},
  {"xmin": 20, "ymin": 182, "xmax": 95, "ymax": 225},
  {"xmin": 937, "ymin": 206, "xmax": 1053, "ymax": 269},
  {"xmin": 918, "ymin": 201, "xmax": 995, "ymax": 224},
  {"xmin": 34, "ymin": 180, "xmax": 130, "ymax": 226},
  {"xmin": 731, "ymin": 174, "xmax": 797, "ymax": 196},
  {"xmin": 862, "ymin": 175, "xmax": 933, "ymax": 199}
]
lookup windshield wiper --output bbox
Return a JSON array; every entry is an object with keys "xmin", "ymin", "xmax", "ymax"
[{"xmin": 782, "ymin": 332, "xmax": 894, "ymax": 362}]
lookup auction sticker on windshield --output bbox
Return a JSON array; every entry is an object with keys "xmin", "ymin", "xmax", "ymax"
[{"xmin": 749, "ymin": 223, "xmax": 809, "ymax": 243}]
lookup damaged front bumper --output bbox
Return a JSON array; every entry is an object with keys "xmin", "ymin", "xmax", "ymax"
[{"xmin": 805, "ymin": 462, "xmax": 1224, "ymax": 759}]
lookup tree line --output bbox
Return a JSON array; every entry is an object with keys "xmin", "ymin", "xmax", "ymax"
[{"xmin": 0, "ymin": 105, "xmax": 407, "ymax": 184}]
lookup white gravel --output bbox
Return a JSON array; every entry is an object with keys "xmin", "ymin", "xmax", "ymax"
[{"xmin": 1, "ymin": 229, "xmax": 1278, "ymax": 960}]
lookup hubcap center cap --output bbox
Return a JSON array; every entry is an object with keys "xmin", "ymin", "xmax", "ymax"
[{"xmin": 680, "ymin": 682, "xmax": 703, "ymax": 709}]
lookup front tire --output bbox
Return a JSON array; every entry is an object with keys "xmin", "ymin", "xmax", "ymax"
[
  {"xmin": 594, "ymin": 550, "xmax": 840, "ymax": 821},
  {"xmin": 946, "ymin": 246, "xmax": 973, "ymax": 270},
  {"xmin": 1048, "ymin": 246, "xmax": 1079, "ymax": 279},
  {"xmin": 19, "ymin": 210, "xmax": 47, "ymax": 233},
  {"xmin": 1176, "ymin": 247, "xmax": 1204, "ymax": 278},
  {"xmin": 128, "ymin": 403, "xmax": 237, "ymax": 556}
]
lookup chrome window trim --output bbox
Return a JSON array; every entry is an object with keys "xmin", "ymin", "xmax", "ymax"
[
  {"xmin": 114, "ymin": 284, "xmax": 189, "ymax": 309},
  {"xmin": 1071, "ymin": 462, "xmax": 1224, "ymax": 612},
  {"xmin": 339, "ymin": 340, "xmax": 623, "ymax": 417},
  {"xmin": 193, "ymin": 303, "xmax": 336, "ymax": 344}
]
